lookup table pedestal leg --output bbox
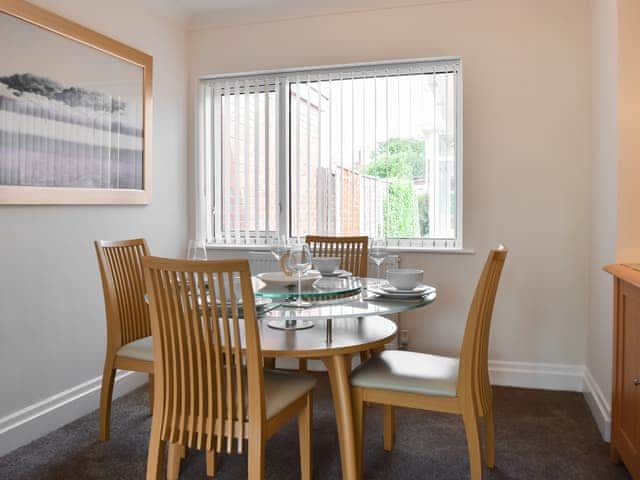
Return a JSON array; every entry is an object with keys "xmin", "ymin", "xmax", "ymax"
[{"xmin": 322, "ymin": 354, "xmax": 358, "ymax": 480}]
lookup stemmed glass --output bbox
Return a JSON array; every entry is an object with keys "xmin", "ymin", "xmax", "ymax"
[
  {"xmin": 369, "ymin": 237, "xmax": 387, "ymax": 286},
  {"xmin": 285, "ymin": 243, "xmax": 313, "ymax": 308},
  {"xmin": 186, "ymin": 240, "xmax": 207, "ymax": 296},
  {"xmin": 270, "ymin": 234, "xmax": 289, "ymax": 262},
  {"xmin": 187, "ymin": 240, "xmax": 207, "ymax": 260}
]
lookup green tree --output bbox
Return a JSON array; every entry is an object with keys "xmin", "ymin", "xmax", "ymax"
[
  {"xmin": 364, "ymin": 138, "xmax": 426, "ymax": 237},
  {"xmin": 417, "ymin": 192, "xmax": 430, "ymax": 236},
  {"xmin": 367, "ymin": 138, "xmax": 425, "ymax": 178}
]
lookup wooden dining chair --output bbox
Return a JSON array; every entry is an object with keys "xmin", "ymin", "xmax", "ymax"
[
  {"xmin": 305, "ymin": 235, "xmax": 369, "ymax": 277},
  {"xmin": 95, "ymin": 238, "xmax": 153, "ymax": 442},
  {"xmin": 350, "ymin": 247, "xmax": 508, "ymax": 480},
  {"xmin": 142, "ymin": 256, "xmax": 315, "ymax": 480},
  {"xmin": 302, "ymin": 235, "xmax": 370, "ymax": 372}
]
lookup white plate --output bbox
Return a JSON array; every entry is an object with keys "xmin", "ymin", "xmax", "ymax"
[
  {"xmin": 368, "ymin": 285, "xmax": 435, "ymax": 299},
  {"xmin": 380, "ymin": 282, "xmax": 432, "ymax": 294},
  {"xmin": 257, "ymin": 271, "xmax": 322, "ymax": 288},
  {"xmin": 321, "ymin": 269, "xmax": 351, "ymax": 277}
]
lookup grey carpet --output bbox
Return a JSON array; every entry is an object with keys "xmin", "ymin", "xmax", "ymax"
[{"xmin": 0, "ymin": 376, "xmax": 630, "ymax": 479}]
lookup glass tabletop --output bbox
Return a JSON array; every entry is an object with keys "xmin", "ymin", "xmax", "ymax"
[
  {"xmin": 259, "ymin": 277, "xmax": 437, "ymax": 321},
  {"xmin": 254, "ymin": 276, "xmax": 362, "ymax": 300}
]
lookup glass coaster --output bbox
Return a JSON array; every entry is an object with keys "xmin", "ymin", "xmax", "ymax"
[{"xmin": 267, "ymin": 319, "xmax": 315, "ymax": 330}]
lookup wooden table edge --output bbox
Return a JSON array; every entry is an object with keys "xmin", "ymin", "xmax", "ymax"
[{"xmin": 261, "ymin": 330, "xmax": 397, "ymax": 359}]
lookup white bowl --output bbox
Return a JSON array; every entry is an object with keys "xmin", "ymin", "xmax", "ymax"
[
  {"xmin": 386, "ymin": 268, "xmax": 424, "ymax": 290},
  {"xmin": 313, "ymin": 257, "xmax": 342, "ymax": 274},
  {"xmin": 257, "ymin": 271, "xmax": 321, "ymax": 288}
]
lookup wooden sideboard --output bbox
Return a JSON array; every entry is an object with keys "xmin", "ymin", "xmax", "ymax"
[{"xmin": 604, "ymin": 264, "xmax": 640, "ymax": 479}]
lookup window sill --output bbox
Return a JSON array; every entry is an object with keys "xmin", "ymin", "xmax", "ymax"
[
  {"xmin": 385, "ymin": 247, "xmax": 475, "ymax": 255},
  {"xmin": 205, "ymin": 244, "xmax": 475, "ymax": 255}
]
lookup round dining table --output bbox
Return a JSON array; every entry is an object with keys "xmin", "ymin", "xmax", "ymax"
[{"xmin": 255, "ymin": 278, "xmax": 437, "ymax": 480}]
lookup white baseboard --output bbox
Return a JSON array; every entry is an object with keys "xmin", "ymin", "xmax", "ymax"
[
  {"xmin": 488, "ymin": 360, "xmax": 585, "ymax": 392},
  {"xmin": 0, "ymin": 360, "xmax": 610, "ymax": 458},
  {"xmin": 0, "ymin": 371, "xmax": 148, "ymax": 457},
  {"xmin": 583, "ymin": 368, "xmax": 611, "ymax": 441},
  {"xmin": 276, "ymin": 358, "xmax": 586, "ymax": 390}
]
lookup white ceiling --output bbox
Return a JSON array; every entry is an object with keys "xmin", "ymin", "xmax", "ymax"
[{"xmin": 146, "ymin": 0, "xmax": 466, "ymax": 30}]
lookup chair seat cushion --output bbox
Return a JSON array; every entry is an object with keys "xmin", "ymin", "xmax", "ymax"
[
  {"xmin": 350, "ymin": 350, "xmax": 459, "ymax": 397},
  {"xmin": 117, "ymin": 337, "xmax": 153, "ymax": 362},
  {"xmin": 262, "ymin": 370, "xmax": 316, "ymax": 420}
]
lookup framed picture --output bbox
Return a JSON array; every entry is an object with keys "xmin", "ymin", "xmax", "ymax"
[{"xmin": 0, "ymin": 0, "xmax": 152, "ymax": 204}]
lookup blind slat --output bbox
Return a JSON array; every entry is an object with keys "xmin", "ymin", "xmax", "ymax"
[
  {"xmin": 234, "ymin": 81, "xmax": 240, "ymax": 244},
  {"xmin": 306, "ymin": 76, "xmax": 311, "ymax": 236},
  {"xmin": 253, "ymin": 87, "xmax": 260, "ymax": 244},
  {"xmin": 265, "ymin": 89, "xmax": 270, "ymax": 236},
  {"xmin": 243, "ymin": 79, "xmax": 250, "ymax": 243},
  {"xmin": 295, "ymin": 82, "xmax": 301, "ymax": 240}
]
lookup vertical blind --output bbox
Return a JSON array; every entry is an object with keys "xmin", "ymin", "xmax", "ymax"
[{"xmin": 200, "ymin": 58, "xmax": 461, "ymax": 249}]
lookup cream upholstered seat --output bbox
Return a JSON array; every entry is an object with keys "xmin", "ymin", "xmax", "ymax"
[
  {"xmin": 261, "ymin": 370, "xmax": 316, "ymax": 420},
  {"xmin": 350, "ymin": 350, "xmax": 458, "ymax": 397},
  {"xmin": 117, "ymin": 336, "xmax": 153, "ymax": 362}
]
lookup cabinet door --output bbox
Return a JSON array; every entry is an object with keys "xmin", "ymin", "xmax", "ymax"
[{"xmin": 618, "ymin": 280, "xmax": 640, "ymax": 474}]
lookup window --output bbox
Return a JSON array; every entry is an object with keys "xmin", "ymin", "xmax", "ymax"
[{"xmin": 198, "ymin": 58, "xmax": 462, "ymax": 249}]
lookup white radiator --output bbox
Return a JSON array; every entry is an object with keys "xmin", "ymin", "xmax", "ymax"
[{"xmin": 248, "ymin": 251, "xmax": 279, "ymax": 275}]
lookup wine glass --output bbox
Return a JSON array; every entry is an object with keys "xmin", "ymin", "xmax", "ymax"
[
  {"xmin": 270, "ymin": 234, "xmax": 289, "ymax": 261},
  {"xmin": 285, "ymin": 243, "xmax": 313, "ymax": 308},
  {"xmin": 187, "ymin": 240, "xmax": 207, "ymax": 260},
  {"xmin": 369, "ymin": 237, "xmax": 387, "ymax": 286}
]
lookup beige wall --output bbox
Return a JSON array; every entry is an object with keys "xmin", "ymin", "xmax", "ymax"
[
  {"xmin": 190, "ymin": 0, "xmax": 592, "ymax": 366},
  {"xmin": 0, "ymin": 0, "xmax": 188, "ymax": 446},
  {"xmin": 616, "ymin": 0, "xmax": 640, "ymax": 262}
]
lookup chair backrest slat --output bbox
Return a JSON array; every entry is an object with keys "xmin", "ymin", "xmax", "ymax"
[
  {"xmin": 95, "ymin": 239, "xmax": 150, "ymax": 350},
  {"xmin": 305, "ymin": 235, "xmax": 369, "ymax": 276},
  {"xmin": 142, "ymin": 257, "xmax": 263, "ymax": 453},
  {"xmin": 457, "ymin": 247, "xmax": 508, "ymax": 412}
]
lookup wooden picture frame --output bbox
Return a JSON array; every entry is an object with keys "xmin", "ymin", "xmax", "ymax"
[{"xmin": 0, "ymin": 0, "xmax": 152, "ymax": 204}]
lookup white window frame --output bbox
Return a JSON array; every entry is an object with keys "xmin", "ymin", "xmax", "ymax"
[{"xmin": 196, "ymin": 57, "xmax": 465, "ymax": 252}]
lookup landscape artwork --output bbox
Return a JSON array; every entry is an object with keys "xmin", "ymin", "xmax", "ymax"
[{"xmin": 0, "ymin": 5, "xmax": 151, "ymax": 203}]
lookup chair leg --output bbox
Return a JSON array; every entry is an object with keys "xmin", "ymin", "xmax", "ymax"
[
  {"xmin": 611, "ymin": 444, "xmax": 621, "ymax": 464},
  {"xmin": 299, "ymin": 358, "xmax": 308, "ymax": 373},
  {"xmin": 167, "ymin": 443, "xmax": 182, "ymax": 480},
  {"xmin": 99, "ymin": 357, "xmax": 117, "ymax": 442},
  {"xmin": 298, "ymin": 393, "xmax": 313, "ymax": 480},
  {"xmin": 351, "ymin": 387, "xmax": 365, "ymax": 479},
  {"xmin": 462, "ymin": 406, "xmax": 483, "ymax": 480},
  {"xmin": 206, "ymin": 451, "xmax": 216, "ymax": 477},
  {"xmin": 483, "ymin": 408, "xmax": 495, "ymax": 468},
  {"xmin": 146, "ymin": 417, "xmax": 165, "ymax": 480},
  {"xmin": 359, "ymin": 351, "xmax": 370, "ymax": 364},
  {"xmin": 248, "ymin": 432, "xmax": 265, "ymax": 480},
  {"xmin": 264, "ymin": 357, "xmax": 276, "ymax": 370},
  {"xmin": 148, "ymin": 373, "xmax": 154, "ymax": 415},
  {"xmin": 383, "ymin": 405, "xmax": 395, "ymax": 452}
]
